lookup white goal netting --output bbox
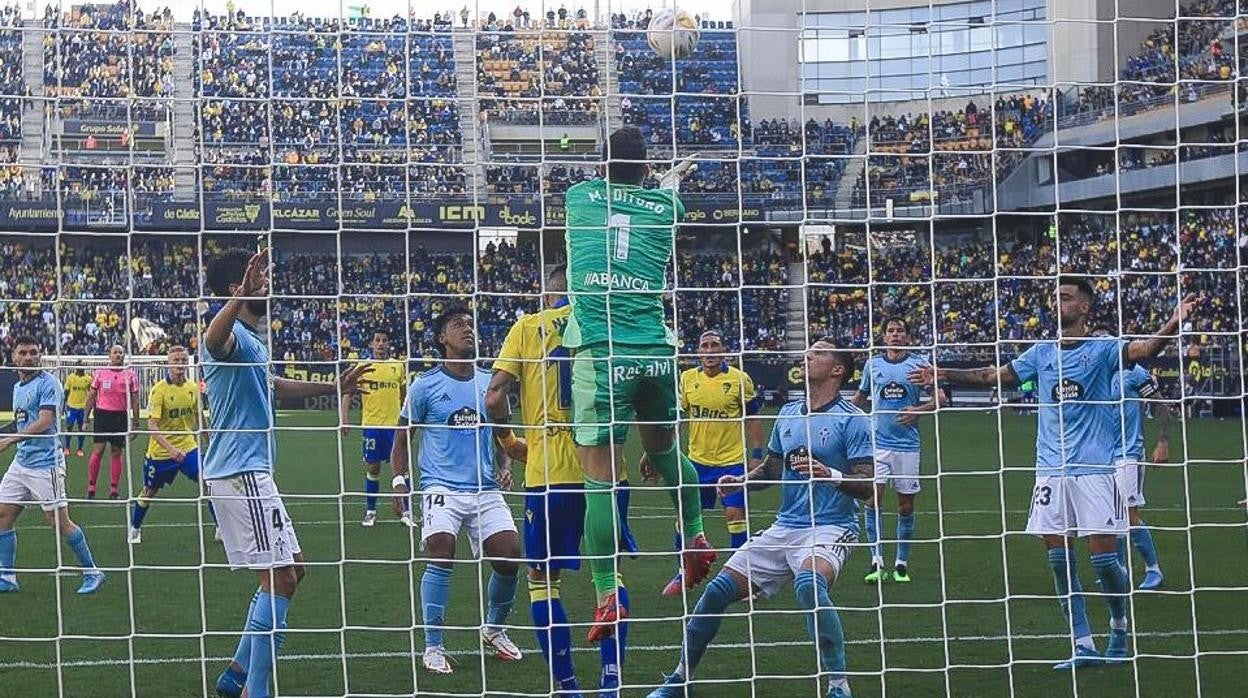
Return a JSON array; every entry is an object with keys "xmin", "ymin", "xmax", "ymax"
[{"xmin": 0, "ymin": 0, "xmax": 1244, "ymax": 696}]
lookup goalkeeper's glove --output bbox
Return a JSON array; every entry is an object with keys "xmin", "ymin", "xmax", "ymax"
[{"xmin": 656, "ymin": 154, "xmax": 699, "ymax": 191}]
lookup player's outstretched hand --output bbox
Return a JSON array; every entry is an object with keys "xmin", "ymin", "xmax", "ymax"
[
  {"xmin": 657, "ymin": 154, "xmax": 698, "ymax": 191},
  {"xmin": 1170, "ymin": 293, "xmax": 1196, "ymax": 329},
  {"xmin": 340, "ymin": 363, "xmax": 374, "ymax": 395},
  {"xmin": 907, "ymin": 364, "xmax": 935, "ymax": 387},
  {"xmin": 791, "ymin": 456, "xmax": 843, "ymax": 484},
  {"xmin": 717, "ymin": 473, "xmax": 745, "ymax": 497},
  {"xmin": 897, "ymin": 405, "xmax": 925, "ymax": 426},
  {"xmin": 1150, "ymin": 441, "xmax": 1169, "ymax": 466},
  {"xmin": 239, "ymin": 247, "xmax": 270, "ymax": 298},
  {"xmin": 639, "ymin": 453, "xmax": 659, "ymax": 483}
]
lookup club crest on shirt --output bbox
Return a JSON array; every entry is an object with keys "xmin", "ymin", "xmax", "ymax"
[
  {"xmin": 447, "ymin": 407, "xmax": 479, "ymax": 428},
  {"xmin": 1052, "ymin": 378, "xmax": 1085, "ymax": 402},
  {"xmin": 818, "ymin": 427, "xmax": 830, "ymax": 445}
]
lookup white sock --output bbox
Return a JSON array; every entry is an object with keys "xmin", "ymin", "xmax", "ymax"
[
  {"xmin": 1075, "ymin": 635, "xmax": 1096, "ymax": 651},
  {"xmin": 1110, "ymin": 617, "xmax": 1129, "ymax": 632},
  {"xmin": 872, "ymin": 556, "xmax": 885, "ymax": 567},
  {"xmin": 1146, "ymin": 564, "xmax": 1161, "ymax": 574}
]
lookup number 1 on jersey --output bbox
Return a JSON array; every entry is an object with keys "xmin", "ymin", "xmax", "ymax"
[{"xmin": 610, "ymin": 213, "xmax": 631, "ymax": 261}]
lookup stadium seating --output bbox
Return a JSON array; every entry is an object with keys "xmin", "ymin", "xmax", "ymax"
[
  {"xmin": 477, "ymin": 26, "xmax": 601, "ymax": 124},
  {"xmin": 46, "ymin": 2, "xmax": 174, "ymax": 121}
]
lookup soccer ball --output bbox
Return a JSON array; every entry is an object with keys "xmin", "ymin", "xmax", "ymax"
[{"xmin": 647, "ymin": 9, "xmax": 700, "ymax": 60}]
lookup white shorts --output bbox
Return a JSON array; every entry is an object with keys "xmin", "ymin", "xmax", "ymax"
[
  {"xmin": 0, "ymin": 461, "xmax": 67, "ymax": 512},
  {"xmin": 206, "ymin": 471, "xmax": 302, "ymax": 570},
  {"xmin": 874, "ymin": 449, "xmax": 921, "ymax": 494},
  {"xmin": 723, "ymin": 524, "xmax": 856, "ymax": 599},
  {"xmin": 1025, "ymin": 473, "xmax": 1127, "ymax": 538},
  {"xmin": 420, "ymin": 486, "xmax": 517, "ymax": 557},
  {"xmin": 1115, "ymin": 460, "xmax": 1147, "ymax": 508}
]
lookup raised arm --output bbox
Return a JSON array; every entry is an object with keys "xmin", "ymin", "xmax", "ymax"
[
  {"xmin": 1126, "ymin": 294, "xmax": 1196, "ymax": 364},
  {"xmin": 205, "ymin": 248, "xmax": 268, "ymax": 361}
]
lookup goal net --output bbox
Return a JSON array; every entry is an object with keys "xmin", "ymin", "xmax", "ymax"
[{"xmin": 0, "ymin": 0, "xmax": 1245, "ymax": 696}]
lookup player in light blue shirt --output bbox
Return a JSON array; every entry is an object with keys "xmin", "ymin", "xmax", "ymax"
[
  {"xmin": 390, "ymin": 306, "xmax": 523, "ymax": 674},
  {"xmin": 0, "ymin": 336, "xmax": 104, "ymax": 595},
  {"xmin": 650, "ymin": 339, "xmax": 874, "ymax": 698},
  {"xmin": 852, "ymin": 316, "xmax": 937, "ymax": 583},
  {"xmin": 911, "ymin": 277, "xmax": 1194, "ymax": 670},
  {"xmin": 1108, "ymin": 361, "xmax": 1171, "ymax": 590},
  {"xmin": 202, "ymin": 248, "xmax": 370, "ymax": 698}
]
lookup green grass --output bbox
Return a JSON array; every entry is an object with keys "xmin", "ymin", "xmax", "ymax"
[{"xmin": 1, "ymin": 410, "xmax": 1246, "ymax": 697}]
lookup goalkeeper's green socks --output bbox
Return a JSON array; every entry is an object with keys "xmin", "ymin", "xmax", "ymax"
[
  {"xmin": 647, "ymin": 444, "xmax": 705, "ymax": 539},
  {"xmin": 584, "ymin": 477, "xmax": 621, "ymax": 599}
]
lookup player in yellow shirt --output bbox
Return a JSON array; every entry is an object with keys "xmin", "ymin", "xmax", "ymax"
[
  {"xmin": 129, "ymin": 346, "xmax": 216, "ymax": 544},
  {"xmin": 485, "ymin": 265, "xmax": 637, "ymax": 695},
  {"xmin": 62, "ymin": 368, "xmax": 92, "ymax": 457},
  {"xmin": 654, "ymin": 330, "xmax": 764, "ymax": 595},
  {"xmin": 341, "ymin": 330, "xmax": 407, "ymax": 527}
]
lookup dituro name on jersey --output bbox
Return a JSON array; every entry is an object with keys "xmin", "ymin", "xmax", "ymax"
[
  {"xmin": 582, "ymin": 271, "xmax": 653, "ymax": 291},
  {"xmin": 587, "ymin": 188, "xmax": 668, "ymax": 216}
]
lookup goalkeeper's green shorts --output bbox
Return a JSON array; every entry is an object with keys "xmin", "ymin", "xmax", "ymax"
[{"xmin": 569, "ymin": 342, "xmax": 678, "ymax": 447}]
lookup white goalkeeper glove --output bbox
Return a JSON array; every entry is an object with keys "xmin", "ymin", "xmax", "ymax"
[{"xmin": 656, "ymin": 154, "xmax": 699, "ymax": 192}]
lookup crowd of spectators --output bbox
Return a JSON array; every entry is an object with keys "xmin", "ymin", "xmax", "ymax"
[
  {"xmin": 44, "ymin": 1, "xmax": 174, "ymax": 121},
  {"xmin": 1062, "ymin": 0, "xmax": 1239, "ymax": 124},
  {"xmin": 0, "ymin": 5, "xmax": 25, "ymax": 161},
  {"xmin": 477, "ymin": 27, "xmax": 601, "ymax": 125}
]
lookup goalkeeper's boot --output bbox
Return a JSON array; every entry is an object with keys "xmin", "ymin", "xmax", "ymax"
[
  {"xmin": 481, "ymin": 626, "xmax": 523, "ymax": 661},
  {"xmin": 892, "ymin": 563, "xmax": 911, "ymax": 583},
  {"xmin": 646, "ymin": 672, "xmax": 688, "ymax": 698},
  {"xmin": 361, "ymin": 510, "xmax": 377, "ymax": 528},
  {"xmin": 587, "ymin": 591, "xmax": 629, "ymax": 643},
  {"xmin": 0, "ymin": 577, "xmax": 18, "ymax": 593},
  {"xmin": 422, "ymin": 645, "xmax": 454, "ymax": 674},
  {"xmin": 863, "ymin": 562, "xmax": 888, "ymax": 584},
  {"xmin": 214, "ymin": 666, "xmax": 246, "ymax": 698},
  {"xmin": 1138, "ymin": 569, "xmax": 1164, "ymax": 590},
  {"xmin": 1053, "ymin": 645, "xmax": 1103, "ymax": 671},
  {"xmin": 77, "ymin": 571, "xmax": 105, "ymax": 595},
  {"xmin": 1105, "ymin": 628, "xmax": 1131, "ymax": 662}
]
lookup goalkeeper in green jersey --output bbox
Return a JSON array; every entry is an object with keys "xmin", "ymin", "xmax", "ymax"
[{"xmin": 563, "ymin": 126, "xmax": 715, "ymax": 643}]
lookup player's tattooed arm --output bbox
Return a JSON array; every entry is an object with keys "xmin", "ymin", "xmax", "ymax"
[
  {"xmin": 1127, "ymin": 293, "xmax": 1196, "ymax": 363},
  {"xmin": 718, "ymin": 452, "xmax": 783, "ymax": 495},
  {"xmin": 910, "ymin": 363, "xmax": 1017, "ymax": 389},
  {"xmin": 837, "ymin": 458, "xmax": 876, "ymax": 500},
  {"xmin": 1151, "ymin": 400, "xmax": 1172, "ymax": 464}
]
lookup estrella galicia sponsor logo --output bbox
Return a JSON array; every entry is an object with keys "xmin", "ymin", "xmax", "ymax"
[
  {"xmin": 881, "ymin": 381, "xmax": 908, "ymax": 400},
  {"xmin": 447, "ymin": 407, "xmax": 479, "ymax": 428},
  {"xmin": 784, "ymin": 446, "xmax": 810, "ymax": 471},
  {"xmin": 1052, "ymin": 378, "xmax": 1085, "ymax": 402}
]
